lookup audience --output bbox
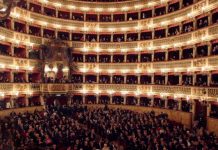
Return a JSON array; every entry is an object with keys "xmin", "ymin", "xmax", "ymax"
[{"xmin": 1, "ymin": 105, "xmax": 217, "ymax": 149}]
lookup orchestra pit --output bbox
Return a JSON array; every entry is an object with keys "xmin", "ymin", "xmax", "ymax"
[{"xmin": 0, "ymin": 0, "xmax": 218, "ymax": 149}]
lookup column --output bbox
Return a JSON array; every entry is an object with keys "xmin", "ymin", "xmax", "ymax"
[
  {"xmin": 191, "ymin": 100, "xmax": 196, "ymax": 122},
  {"xmin": 138, "ymin": 53, "xmax": 141, "ymax": 62},
  {"xmin": 151, "ymin": 74, "xmax": 154, "ymax": 84},
  {"xmin": 207, "ymin": 102, "xmax": 211, "ymax": 117},
  {"xmin": 96, "ymin": 95, "xmax": 99, "ymax": 104},
  {"xmin": 124, "ymin": 33, "xmax": 127, "ymax": 42},
  {"xmin": 123, "ymin": 96, "xmax": 126, "ymax": 105},
  {"xmin": 41, "ymin": 27, "xmax": 44, "ymax": 37},
  {"xmin": 55, "ymin": 30, "xmax": 58, "ymax": 39},
  {"xmin": 138, "ymin": 11, "xmax": 141, "ymax": 20},
  {"xmin": 165, "ymin": 74, "xmax": 168, "ymax": 85},
  {"xmin": 70, "ymin": 11, "xmax": 72, "ymax": 20},
  {"xmin": 83, "ymin": 75, "xmax": 85, "ymax": 83},
  {"xmin": 193, "ymin": 74, "xmax": 196, "ymax": 86},
  {"xmin": 124, "ymin": 12, "xmax": 127, "ymax": 21},
  {"xmin": 208, "ymin": 42, "xmax": 212, "ymax": 56},
  {"xmin": 179, "ymin": 48, "xmax": 183, "ymax": 59},
  {"xmin": 124, "ymin": 75, "xmax": 126, "ymax": 84},
  {"xmin": 110, "ymin": 95, "xmax": 113, "ymax": 104},
  {"xmin": 40, "ymin": 95, "xmax": 44, "ymax": 106},
  {"xmin": 208, "ymin": 73, "xmax": 211, "ymax": 86},
  {"xmin": 124, "ymin": 53, "xmax": 127, "ymax": 62},
  {"xmin": 179, "ymin": 74, "xmax": 182, "ymax": 85},
  {"xmin": 111, "ymin": 14, "xmax": 113, "ymax": 22},
  {"xmin": 10, "ymin": 98, "xmax": 14, "ymax": 108},
  {"xmin": 138, "ymin": 75, "xmax": 140, "ymax": 84},
  {"xmin": 110, "ymin": 75, "xmax": 113, "ymax": 84},
  {"xmin": 165, "ymin": 50, "xmax": 168, "ymax": 61},
  {"xmin": 97, "ymin": 54, "xmax": 99, "ymax": 62},
  {"xmin": 193, "ymin": 46, "xmax": 197, "ymax": 58},
  {"xmin": 83, "ymin": 54, "xmax": 86, "ymax": 63},
  {"xmin": 82, "ymin": 95, "xmax": 85, "ymax": 104},
  {"xmin": 69, "ymin": 32, "xmax": 72, "ymax": 41},
  {"xmin": 11, "ymin": 19, "xmax": 14, "ymax": 30},
  {"xmin": 150, "ymin": 97, "xmax": 154, "ymax": 107},
  {"xmin": 56, "ymin": 9, "xmax": 58, "ymax": 18},
  {"xmin": 111, "ymin": 53, "xmax": 113, "ymax": 62},
  {"xmin": 97, "ymin": 74, "xmax": 99, "ymax": 83},
  {"xmin": 137, "ymin": 97, "xmax": 140, "ymax": 106},
  {"xmin": 178, "ymin": 100, "xmax": 182, "ymax": 111},
  {"xmin": 25, "ymin": 96, "xmax": 29, "ymax": 107},
  {"xmin": 10, "ymin": 71, "xmax": 14, "ymax": 82},
  {"xmin": 97, "ymin": 14, "xmax": 100, "ymax": 22},
  {"xmin": 165, "ymin": 98, "xmax": 168, "ymax": 108}
]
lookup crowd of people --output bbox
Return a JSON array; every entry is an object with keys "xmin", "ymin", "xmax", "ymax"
[{"xmin": 0, "ymin": 104, "xmax": 217, "ymax": 150}]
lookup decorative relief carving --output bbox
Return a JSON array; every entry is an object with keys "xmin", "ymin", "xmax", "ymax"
[
  {"xmin": 193, "ymin": 29, "xmax": 207, "ymax": 40},
  {"xmin": 152, "ymin": 86, "xmax": 191, "ymax": 95},
  {"xmin": 193, "ymin": 58, "xmax": 207, "ymax": 67},
  {"xmin": 14, "ymin": 84, "xmax": 28, "ymax": 92},
  {"xmin": 14, "ymin": 58, "xmax": 28, "ymax": 67},
  {"xmin": 0, "ymin": 84, "xmax": 13, "ymax": 92},
  {"xmin": 49, "ymin": 84, "xmax": 66, "ymax": 92},
  {"xmin": 85, "ymin": 43, "xmax": 98, "ymax": 49},
  {"xmin": 139, "ymin": 42, "xmax": 152, "ymax": 49},
  {"xmin": 14, "ymin": 33, "xmax": 30, "ymax": 43},
  {"xmin": 85, "ymin": 84, "xmax": 96, "ymax": 91},
  {"xmin": 192, "ymin": 88, "xmax": 207, "ymax": 97},
  {"xmin": 193, "ymin": 0, "xmax": 206, "ymax": 11},
  {"xmin": 208, "ymin": 88, "xmax": 218, "ymax": 98},
  {"xmin": 138, "ymin": 63, "xmax": 151, "ymax": 70},
  {"xmin": 86, "ymin": 64, "xmax": 96, "ymax": 70},
  {"xmin": 85, "ymin": 23, "xmax": 98, "ymax": 28},
  {"xmin": 138, "ymin": 85, "xmax": 151, "ymax": 93},
  {"xmin": 72, "ymin": 84, "xmax": 83, "ymax": 91}
]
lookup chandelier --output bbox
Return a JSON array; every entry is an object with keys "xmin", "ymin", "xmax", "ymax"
[{"xmin": 0, "ymin": 0, "xmax": 20, "ymax": 20}]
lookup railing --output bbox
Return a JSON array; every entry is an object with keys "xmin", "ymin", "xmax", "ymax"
[
  {"xmin": 13, "ymin": 0, "xmax": 216, "ymax": 33},
  {"xmin": 0, "ymin": 23, "xmax": 218, "ymax": 51},
  {"xmin": 40, "ymin": 84, "xmax": 218, "ymax": 100}
]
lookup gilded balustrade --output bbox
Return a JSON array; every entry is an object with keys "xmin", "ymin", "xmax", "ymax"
[
  {"xmin": 39, "ymin": 84, "xmax": 218, "ymax": 100},
  {"xmin": 0, "ymin": 55, "xmax": 39, "ymax": 70},
  {"xmin": 33, "ymin": 0, "xmax": 169, "ymax": 13},
  {"xmin": 75, "ymin": 55, "xmax": 218, "ymax": 73},
  {"xmin": 12, "ymin": 0, "xmax": 218, "ymax": 33},
  {"xmin": 1, "ymin": 23, "xmax": 218, "ymax": 51},
  {"xmin": 0, "ymin": 83, "xmax": 41, "ymax": 94}
]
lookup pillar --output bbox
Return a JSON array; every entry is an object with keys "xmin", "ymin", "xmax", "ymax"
[
  {"xmin": 165, "ymin": 98, "xmax": 168, "ymax": 108},
  {"xmin": 25, "ymin": 96, "xmax": 29, "ymax": 107},
  {"xmin": 206, "ymin": 102, "xmax": 211, "ymax": 117},
  {"xmin": 82, "ymin": 95, "xmax": 85, "ymax": 104},
  {"xmin": 96, "ymin": 95, "xmax": 99, "ymax": 104},
  {"xmin": 40, "ymin": 95, "xmax": 44, "ymax": 106},
  {"xmin": 191, "ymin": 100, "xmax": 196, "ymax": 122},
  {"xmin": 178, "ymin": 100, "xmax": 182, "ymax": 111},
  {"xmin": 179, "ymin": 74, "xmax": 182, "ymax": 85}
]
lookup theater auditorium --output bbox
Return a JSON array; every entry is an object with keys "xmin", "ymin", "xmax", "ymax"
[{"xmin": 0, "ymin": 0, "xmax": 218, "ymax": 149}]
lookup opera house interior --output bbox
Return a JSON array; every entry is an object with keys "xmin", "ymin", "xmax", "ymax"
[{"xmin": 0, "ymin": 0, "xmax": 218, "ymax": 149}]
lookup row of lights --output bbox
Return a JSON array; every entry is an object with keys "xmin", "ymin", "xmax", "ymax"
[
  {"xmin": 11, "ymin": 3, "xmax": 213, "ymax": 33},
  {"xmin": 80, "ymin": 34, "xmax": 211, "ymax": 52},
  {"xmin": 39, "ymin": 0, "xmax": 169, "ymax": 12},
  {"xmin": 44, "ymin": 66, "xmax": 69, "ymax": 73},
  {"xmin": 79, "ymin": 66, "xmax": 214, "ymax": 74},
  {"xmin": 0, "ymin": 63, "xmax": 34, "ymax": 71},
  {"xmin": 0, "ymin": 90, "xmax": 33, "ymax": 97},
  {"xmin": 78, "ymin": 89, "xmax": 211, "ymax": 102}
]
